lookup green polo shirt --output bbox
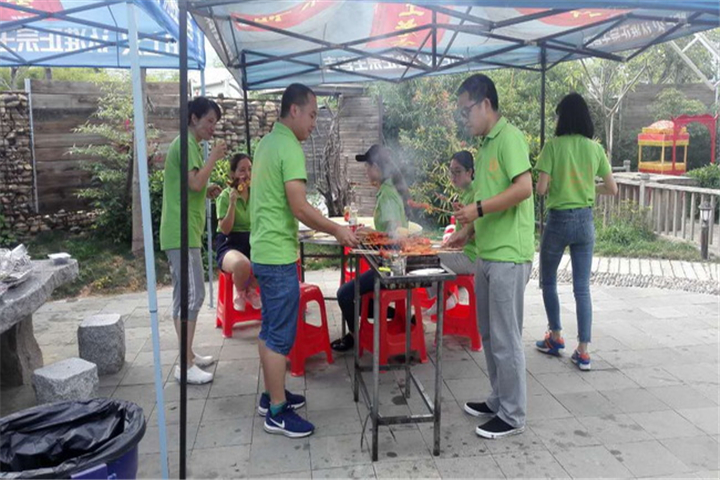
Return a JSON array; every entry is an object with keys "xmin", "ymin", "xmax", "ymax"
[
  {"xmin": 535, "ymin": 135, "xmax": 612, "ymax": 210},
  {"xmin": 215, "ymin": 187, "xmax": 251, "ymax": 232},
  {"xmin": 473, "ymin": 117, "xmax": 535, "ymax": 263},
  {"xmin": 374, "ymin": 179, "xmax": 408, "ymax": 233},
  {"xmin": 459, "ymin": 186, "xmax": 477, "ymax": 262},
  {"xmin": 249, "ymin": 122, "xmax": 307, "ymax": 265},
  {"xmin": 160, "ymin": 134, "xmax": 206, "ymax": 251}
]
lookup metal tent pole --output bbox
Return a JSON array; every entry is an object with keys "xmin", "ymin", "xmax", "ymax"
[
  {"xmin": 23, "ymin": 79, "xmax": 39, "ymax": 213},
  {"xmin": 126, "ymin": 1, "xmax": 168, "ymax": 478},
  {"xmin": 241, "ymin": 52, "xmax": 252, "ymax": 155},
  {"xmin": 178, "ymin": 0, "xmax": 189, "ymax": 478},
  {"xmin": 538, "ymin": 46, "xmax": 547, "ymax": 288},
  {"xmin": 201, "ymin": 70, "xmax": 214, "ymax": 308}
]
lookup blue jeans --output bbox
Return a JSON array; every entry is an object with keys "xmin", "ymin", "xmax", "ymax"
[
  {"xmin": 253, "ymin": 263, "xmax": 300, "ymax": 355},
  {"xmin": 540, "ymin": 208, "xmax": 595, "ymax": 343},
  {"xmin": 337, "ymin": 270, "xmax": 376, "ymax": 334}
]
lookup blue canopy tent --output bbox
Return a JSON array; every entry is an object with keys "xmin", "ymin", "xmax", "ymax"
[
  {"xmin": 1, "ymin": 1, "xmax": 206, "ymax": 478},
  {"xmin": 173, "ymin": 0, "xmax": 718, "ymax": 469}
]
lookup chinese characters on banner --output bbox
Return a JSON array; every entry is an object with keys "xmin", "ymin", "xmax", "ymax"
[
  {"xmin": 515, "ymin": 8, "xmax": 629, "ymax": 28},
  {"xmin": 232, "ymin": 0, "xmax": 335, "ymax": 32},
  {"xmin": 367, "ymin": 3, "xmax": 447, "ymax": 48}
]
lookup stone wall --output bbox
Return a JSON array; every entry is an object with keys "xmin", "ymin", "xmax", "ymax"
[
  {"xmin": 212, "ymin": 97, "xmax": 279, "ymax": 152},
  {"xmin": 0, "ymin": 92, "xmax": 95, "ymax": 242}
]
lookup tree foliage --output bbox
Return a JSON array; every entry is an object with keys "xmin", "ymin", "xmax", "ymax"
[{"xmin": 70, "ymin": 80, "xmax": 160, "ymax": 244}]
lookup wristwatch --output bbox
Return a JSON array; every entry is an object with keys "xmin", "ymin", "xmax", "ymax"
[{"xmin": 476, "ymin": 200, "xmax": 484, "ymax": 218}]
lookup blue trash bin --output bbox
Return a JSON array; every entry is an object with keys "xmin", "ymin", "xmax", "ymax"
[{"xmin": 0, "ymin": 399, "xmax": 146, "ymax": 479}]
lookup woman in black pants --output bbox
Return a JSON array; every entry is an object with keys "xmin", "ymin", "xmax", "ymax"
[{"xmin": 331, "ymin": 145, "xmax": 409, "ymax": 352}]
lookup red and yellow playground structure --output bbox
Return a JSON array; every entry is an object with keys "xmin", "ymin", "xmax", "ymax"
[{"xmin": 638, "ymin": 114, "xmax": 717, "ymax": 176}]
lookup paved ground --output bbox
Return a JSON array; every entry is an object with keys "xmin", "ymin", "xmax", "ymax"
[{"xmin": 1, "ymin": 265, "xmax": 718, "ymax": 479}]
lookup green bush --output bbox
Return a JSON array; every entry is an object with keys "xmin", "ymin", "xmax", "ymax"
[
  {"xmin": 687, "ymin": 163, "xmax": 720, "ymax": 190},
  {"xmin": 595, "ymin": 201, "xmax": 655, "ymax": 246},
  {"xmin": 0, "ymin": 213, "xmax": 17, "ymax": 248}
]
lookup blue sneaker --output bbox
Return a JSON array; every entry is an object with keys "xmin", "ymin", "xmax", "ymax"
[
  {"xmin": 571, "ymin": 350, "xmax": 591, "ymax": 371},
  {"xmin": 264, "ymin": 403, "xmax": 315, "ymax": 438},
  {"xmin": 258, "ymin": 390, "xmax": 306, "ymax": 416},
  {"xmin": 535, "ymin": 332, "xmax": 565, "ymax": 356}
]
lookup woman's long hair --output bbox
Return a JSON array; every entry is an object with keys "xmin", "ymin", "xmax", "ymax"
[{"xmin": 555, "ymin": 93, "xmax": 594, "ymax": 139}]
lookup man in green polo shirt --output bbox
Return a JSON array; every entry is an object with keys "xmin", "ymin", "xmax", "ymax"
[
  {"xmin": 250, "ymin": 83, "xmax": 358, "ymax": 438},
  {"xmin": 449, "ymin": 74, "xmax": 534, "ymax": 439}
]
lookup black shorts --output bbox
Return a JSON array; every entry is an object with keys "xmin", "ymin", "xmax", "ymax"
[{"xmin": 215, "ymin": 231, "xmax": 251, "ymax": 270}]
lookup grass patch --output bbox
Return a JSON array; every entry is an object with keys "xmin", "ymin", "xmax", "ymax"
[
  {"xmin": 302, "ymin": 243, "xmax": 343, "ymax": 271},
  {"xmin": 27, "ymin": 231, "xmax": 171, "ymax": 299},
  {"xmin": 592, "ymin": 202, "xmax": 711, "ymax": 262},
  {"xmin": 594, "ymin": 236, "xmax": 706, "ymax": 261}
]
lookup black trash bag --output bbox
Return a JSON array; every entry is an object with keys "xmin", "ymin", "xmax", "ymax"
[{"xmin": 0, "ymin": 398, "xmax": 145, "ymax": 479}]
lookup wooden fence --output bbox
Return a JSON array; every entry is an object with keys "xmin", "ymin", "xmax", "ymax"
[{"xmin": 596, "ymin": 175, "xmax": 720, "ymax": 246}]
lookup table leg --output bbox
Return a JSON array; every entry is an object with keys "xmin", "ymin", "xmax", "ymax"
[
  {"xmin": 0, "ymin": 315, "xmax": 43, "ymax": 387},
  {"xmin": 299, "ymin": 242, "xmax": 306, "ymax": 283},
  {"xmin": 353, "ymin": 254, "xmax": 360, "ymax": 403},
  {"xmin": 404, "ymin": 288, "xmax": 411, "ymax": 399},
  {"xmin": 340, "ymin": 246, "xmax": 346, "ymax": 337},
  {"xmin": 433, "ymin": 280, "xmax": 445, "ymax": 456},
  {"xmin": 372, "ymin": 274, "xmax": 380, "ymax": 462}
]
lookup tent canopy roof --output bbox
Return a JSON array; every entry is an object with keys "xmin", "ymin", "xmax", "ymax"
[
  {"xmin": 189, "ymin": 0, "xmax": 719, "ymax": 89},
  {"xmin": 0, "ymin": 0, "xmax": 205, "ymax": 69}
]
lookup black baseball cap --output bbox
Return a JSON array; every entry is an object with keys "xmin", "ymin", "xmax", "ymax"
[{"xmin": 356, "ymin": 144, "xmax": 385, "ymax": 163}]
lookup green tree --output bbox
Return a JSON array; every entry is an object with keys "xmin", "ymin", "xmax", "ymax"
[
  {"xmin": 650, "ymin": 88, "xmax": 712, "ymax": 171},
  {"xmin": 69, "ymin": 80, "xmax": 160, "ymax": 244}
]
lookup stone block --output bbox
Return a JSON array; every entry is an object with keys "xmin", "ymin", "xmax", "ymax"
[
  {"xmin": 78, "ymin": 314, "xmax": 125, "ymax": 375},
  {"xmin": 32, "ymin": 357, "xmax": 98, "ymax": 403}
]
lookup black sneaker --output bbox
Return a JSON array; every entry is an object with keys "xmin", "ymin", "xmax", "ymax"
[
  {"xmin": 331, "ymin": 333, "xmax": 354, "ymax": 352},
  {"xmin": 475, "ymin": 416, "xmax": 525, "ymax": 439},
  {"xmin": 463, "ymin": 401, "xmax": 494, "ymax": 417}
]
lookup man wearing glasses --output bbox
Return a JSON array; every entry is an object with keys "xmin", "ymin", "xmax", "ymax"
[{"xmin": 448, "ymin": 74, "xmax": 534, "ymax": 439}]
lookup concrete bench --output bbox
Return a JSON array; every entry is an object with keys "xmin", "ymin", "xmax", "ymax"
[
  {"xmin": 78, "ymin": 314, "xmax": 125, "ymax": 375},
  {"xmin": 32, "ymin": 357, "xmax": 98, "ymax": 404}
]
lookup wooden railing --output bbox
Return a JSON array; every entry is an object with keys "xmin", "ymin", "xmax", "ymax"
[{"xmin": 596, "ymin": 174, "xmax": 720, "ymax": 246}]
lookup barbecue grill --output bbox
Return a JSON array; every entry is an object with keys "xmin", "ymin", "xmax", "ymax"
[{"xmin": 349, "ymin": 242, "xmax": 456, "ymax": 461}]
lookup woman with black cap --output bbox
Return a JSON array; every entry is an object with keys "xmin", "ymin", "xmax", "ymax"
[{"xmin": 331, "ymin": 144, "xmax": 409, "ymax": 352}]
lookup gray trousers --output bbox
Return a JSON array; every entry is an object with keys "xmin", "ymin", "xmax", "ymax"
[{"xmin": 475, "ymin": 259, "xmax": 532, "ymax": 428}]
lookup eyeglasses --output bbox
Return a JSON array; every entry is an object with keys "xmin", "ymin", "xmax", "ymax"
[
  {"xmin": 457, "ymin": 100, "xmax": 482, "ymax": 120},
  {"xmin": 449, "ymin": 168, "xmax": 467, "ymax": 176}
]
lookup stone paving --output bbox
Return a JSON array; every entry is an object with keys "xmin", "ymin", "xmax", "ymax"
[{"xmin": 1, "ymin": 262, "xmax": 718, "ymax": 479}]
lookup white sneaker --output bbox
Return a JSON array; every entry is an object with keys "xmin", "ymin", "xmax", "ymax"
[
  {"xmin": 174, "ymin": 365, "xmax": 214, "ymax": 385},
  {"xmin": 233, "ymin": 290, "xmax": 246, "ymax": 311},
  {"xmin": 246, "ymin": 288, "xmax": 262, "ymax": 310},
  {"xmin": 193, "ymin": 354, "xmax": 215, "ymax": 368}
]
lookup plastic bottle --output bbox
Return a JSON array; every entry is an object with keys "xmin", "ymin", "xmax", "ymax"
[{"xmin": 442, "ymin": 216, "xmax": 456, "ymax": 243}]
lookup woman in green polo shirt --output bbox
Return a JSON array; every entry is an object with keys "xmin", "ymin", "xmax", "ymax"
[
  {"xmin": 534, "ymin": 93, "xmax": 618, "ymax": 371},
  {"xmin": 160, "ymin": 96, "xmax": 225, "ymax": 385},
  {"xmin": 216, "ymin": 153, "xmax": 261, "ymax": 312},
  {"xmin": 425, "ymin": 151, "xmax": 478, "ymax": 315},
  {"xmin": 331, "ymin": 145, "xmax": 409, "ymax": 352}
]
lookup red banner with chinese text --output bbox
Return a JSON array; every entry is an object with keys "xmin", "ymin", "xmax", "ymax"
[
  {"xmin": 367, "ymin": 3, "xmax": 448, "ymax": 49},
  {"xmin": 515, "ymin": 8, "xmax": 629, "ymax": 27},
  {"xmin": 231, "ymin": 0, "xmax": 335, "ymax": 32},
  {"xmin": 0, "ymin": 0, "xmax": 63, "ymax": 22}
]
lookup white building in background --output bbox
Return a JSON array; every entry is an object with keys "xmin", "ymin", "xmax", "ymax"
[{"xmin": 189, "ymin": 67, "xmax": 243, "ymax": 98}]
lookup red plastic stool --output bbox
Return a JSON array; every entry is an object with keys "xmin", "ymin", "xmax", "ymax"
[
  {"xmin": 358, "ymin": 289, "xmax": 427, "ymax": 365},
  {"xmin": 433, "ymin": 275, "xmax": 481, "ymax": 352},
  {"xmin": 215, "ymin": 271, "xmax": 261, "ymax": 338},
  {"xmin": 341, "ymin": 247, "xmax": 370, "ymax": 284},
  {"xmin": 288, "ymin": 282, "xmax": 334, "ymax": 376}
]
